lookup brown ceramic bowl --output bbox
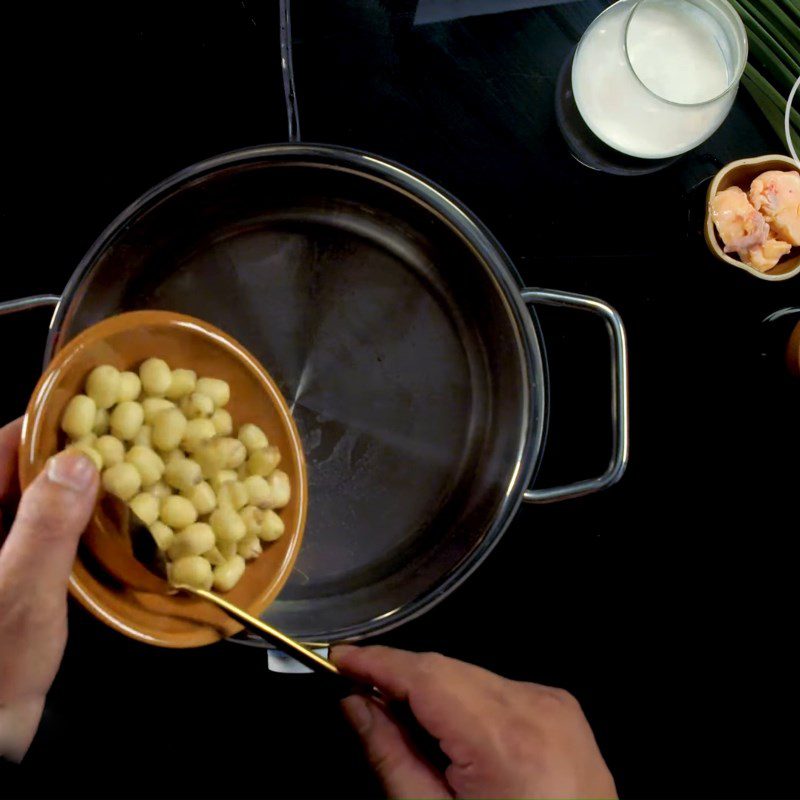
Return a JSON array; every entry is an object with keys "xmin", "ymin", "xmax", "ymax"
[
  {"xmin": 704, "ymin": 154, "xmax": 800, "ymax": 282},
  {"xmin": 18, "ymin": 310, "xmax": 308, "ymax": 647}
]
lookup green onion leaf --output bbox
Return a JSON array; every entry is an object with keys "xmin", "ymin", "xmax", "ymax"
[
  {"xmin": 742, "ymin": 67, "xmax": 800, "ymax": 155},
  {"xmin": 771, "ymin": 0, "xmax": 800, "ymax": 30},
  {"xmin": 731, "ymin": 0, "xmax": 800, "ymax": 74}
]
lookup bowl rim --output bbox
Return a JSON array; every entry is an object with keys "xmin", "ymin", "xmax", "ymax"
[
  {"xmin": 18, "ymin": 309, "xmax": 308, "ymax": 648},
  {"xmin": 704, "ymin": 154, "xmax": 800, "ymax": 282}
]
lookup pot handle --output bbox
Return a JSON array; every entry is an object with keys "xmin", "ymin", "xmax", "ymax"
[
  {"xmin": 0, "ymin": 294, "xmax": 61, "ymax": 317},
  {"xmin": 521, "ymin": 288, "xmax": 629, "ymax": 504}
]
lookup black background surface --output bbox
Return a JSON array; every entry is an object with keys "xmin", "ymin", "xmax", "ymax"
[{"xmin": 1, "ymin": 1, "xmax": 798, "ymax": 798}]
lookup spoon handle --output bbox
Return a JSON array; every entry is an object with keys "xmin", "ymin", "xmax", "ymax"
[
  {"xmin": 183, "ymin": 586, "xmax": 343, "ymax": 678},
  {"xmin": 183, "ymin": 586, "xmax": 448, "ymax": 769}
]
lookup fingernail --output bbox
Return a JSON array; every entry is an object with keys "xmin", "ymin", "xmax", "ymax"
[
  {"xmin": 47, "ymin": 452, "xmax": 96, "ymax": 492},
  {"xmin": 342, "ymin": 695, "xmax": 373, "ymax": 733}
]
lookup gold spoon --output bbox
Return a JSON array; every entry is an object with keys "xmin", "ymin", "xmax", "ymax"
[
  {"xmin": 84, "ymin": 501, "xmax": 447, "ymax": 766},
  {"xmin": 177, "ymin": 584, "xmax": 340, "ymax": 677},
  {"xmin": 84, "ymin": 498, "xmax": 346, "ymax": 682}
]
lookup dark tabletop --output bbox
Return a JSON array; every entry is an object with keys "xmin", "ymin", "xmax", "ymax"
[{"xmin": 1, "ymin": 1, "xmax": 797, "ymax": 798}]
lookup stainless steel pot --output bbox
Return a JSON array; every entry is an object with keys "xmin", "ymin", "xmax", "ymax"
[{"xmin": 0, "ymin": 143, "xmax": 628, "ymax": 645}]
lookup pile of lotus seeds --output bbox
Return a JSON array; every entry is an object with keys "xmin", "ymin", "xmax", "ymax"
[{"xmin": 60, "ymin": 358, "xmax": 290, "ymax": 592}]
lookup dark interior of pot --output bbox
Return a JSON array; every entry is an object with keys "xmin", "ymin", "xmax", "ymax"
[{"xmin": 53, "ymin": 151, "xmax": 542, "ymax": 642}]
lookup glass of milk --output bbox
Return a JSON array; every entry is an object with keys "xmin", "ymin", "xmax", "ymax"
[{"xmin": 572, "ymin": 0, "xmax": 747, "ymax": 160}]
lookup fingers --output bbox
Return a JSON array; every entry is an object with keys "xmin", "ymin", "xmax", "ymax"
[
  {"xmin": 333, "ymin": 645, "xmax": 477, "ymax": 701},
  {"xmin": 336, "ymin": 647, "xmax": 619, "ymax": 800},
  {"xmin": 0, "ymin": 418, "xmax": 23, "ymax": 504},
  {"xmin": 0, "ymin": 451, "xmax": 99, "ymax": 598},
  {"xmin": 333, "ymin": 646, "xmax": 506, "ymax": 753},
  {"xmin": 341, "ymin": 695, "xmax": 451, "ymax": 800}
]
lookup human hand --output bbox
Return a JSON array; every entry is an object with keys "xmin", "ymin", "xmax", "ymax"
[
  {"xmin": 332, "ymin": 646, "xmax": 616, "ymax": 800},
  {"xmin": 0, "ymin": 419, "xmax": 99, "ymax": 761}
]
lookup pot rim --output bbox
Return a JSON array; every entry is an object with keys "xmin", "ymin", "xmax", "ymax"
[{"xmin": 46, "ymin": 142, "xmax": 547, "ymax": 645}]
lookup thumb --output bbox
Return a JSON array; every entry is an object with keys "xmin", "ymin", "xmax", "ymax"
[
  {"xmin": 341, "ymin": 695, "xmax": 451, "ymax": 799},
  {"xmin": 0, "ymin": 452, "xmax": 99, "ymax": 594}
]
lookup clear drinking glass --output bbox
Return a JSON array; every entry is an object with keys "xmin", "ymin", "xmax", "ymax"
[{"xmin": 572, "ymin": 0, "xmax": 747, "ymax": 159}]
